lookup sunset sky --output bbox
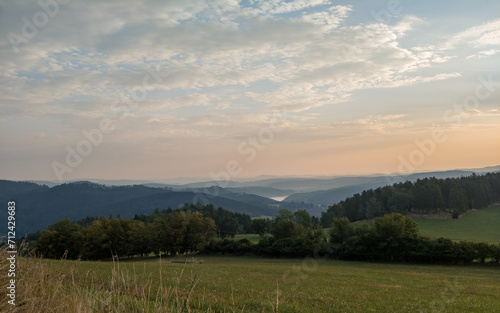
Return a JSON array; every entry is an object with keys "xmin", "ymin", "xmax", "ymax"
[{"xmin": 1, "ymin": 0, "xmax": 499, "ymax": 181}]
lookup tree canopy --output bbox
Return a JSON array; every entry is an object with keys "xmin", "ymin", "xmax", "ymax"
[{"xmin": 321, "ymin": 173, "xmax": 500, "ymax": 227}]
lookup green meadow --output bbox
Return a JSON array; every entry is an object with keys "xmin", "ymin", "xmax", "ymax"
[
  {"xmin": 234, "ymin": 233, "xmax": 261, "ymax": 243},
  {"xmin": 319, "ymin": 205, "xmax": 500, "ymax": 243},
  {"xmin": 8, "ymin": 253, "xmax": 498, "ymax": 313},
  {"xmin": 414, "ymin": 205, "xmax": 500, "ymax": 243}
]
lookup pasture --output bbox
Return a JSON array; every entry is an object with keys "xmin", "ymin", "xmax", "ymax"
[
  {"xmin": 414, "ymin": 204, "xmax": 500, "ymax": 243},
  {"xmin": 9, "ymin": 253, "xmax": 500, "ymax": 313}
]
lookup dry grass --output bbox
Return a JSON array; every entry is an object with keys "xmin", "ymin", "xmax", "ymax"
[{"xmin": 1, "ymin": 245, "xmax": 261, "ymax": 313}]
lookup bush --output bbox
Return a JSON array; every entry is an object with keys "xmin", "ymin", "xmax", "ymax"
[
  {"xmin": 201, "ymin": 238, "xmax": 256, "ymax": 255},
  {"xmin": 268, "ymin": 238, "xmax": 314, "ymax": 258}
]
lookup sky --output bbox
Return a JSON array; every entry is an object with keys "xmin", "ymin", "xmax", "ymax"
[{"xmin": 0, "ymin": 0, "xmax": 499, "ymax": 182}]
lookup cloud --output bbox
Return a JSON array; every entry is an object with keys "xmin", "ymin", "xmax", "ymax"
[
  {"xmin": 445, "ymin": 19, "xmax": 500, "ymax": 49},
  {"xmin": 0, "ymin": 1, "xmax": 462, "ymax": 124},
  {"xmin": 257, "ymin": 0, "xmax": 331, "ymax": 15},
  {"xmin": 340, "ymin": 114, "xmax": 412, "ymax": 135},
  {"xmin": 300, "ymin": 5, "xmax": 353, "ymax": 30},
  {"xmin": 466, "ymin": 49, "xmax": 500, "ymax": 59},
  {"xmin": 257, "ymin": 113, "xmax": 414, "ymax": 143},
  {"xmin": 441, "ymin": 108, "xmax": 500, "ymax": 122}
]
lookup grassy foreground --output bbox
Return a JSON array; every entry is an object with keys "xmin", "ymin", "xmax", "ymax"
[
  {"xmin": 415, "ymin": 204, "xmax": 500, "ymax": 243},
  {"xmin": 3, "ymin": 247, "xmax": 500, "ymax": 313}
]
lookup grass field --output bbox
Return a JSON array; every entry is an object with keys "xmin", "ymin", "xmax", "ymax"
[
  {"xmin": 234, "ymin": 233, "xmax": 261, "ymax": 243},
  {"xmin": 414, "ymin": 204, "xmax": 500, "ymax": 243},
  {"xmin": 9, "ymin": 253, "xmax": 499, "ymax": 313}
]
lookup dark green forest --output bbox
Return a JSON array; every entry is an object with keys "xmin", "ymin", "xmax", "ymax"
[{"xmin": 320, "ymin": 172, "xmax": 500, "ymax": 227}]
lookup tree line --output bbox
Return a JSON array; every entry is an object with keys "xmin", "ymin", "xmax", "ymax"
[
  {"xmin": 31, "ymin": 206, "xmax": 500, "ymax": 265},
  {"xmin": 133, "ymin": 203, "xmax": 252, "ymax": 237},
  {"xmin": 320, "ymin": 172, "xmax": 500, "ymax": 227},
  {"xmin": 34, "ymin": 204, "xmax": 250, "ymax": 260},
  {"xmin": 208, "ymin": 211, "xmax": 500, "ymax": 265}
]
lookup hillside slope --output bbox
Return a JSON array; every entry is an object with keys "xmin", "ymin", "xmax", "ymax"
[
  {"xmin": 0, "ymin": 181, "xmax": 279, "ymax": 236},
  {"xmin": 284, "ymin": 183, "xmax": 378, "ymax": 205},
  {"xmin": 415, "ymin": 204, "xmax": 500, "ymax": 243}
]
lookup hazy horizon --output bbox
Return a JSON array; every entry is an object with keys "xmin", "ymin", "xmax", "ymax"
[
  {"xmin": 1, "ymin": 0, "xmax": 499, "ymax": 181},
  {"xmin": 6, "ymin": 164, "xmax": 500, "ymax": 186}
]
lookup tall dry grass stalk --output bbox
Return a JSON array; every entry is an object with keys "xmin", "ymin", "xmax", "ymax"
[
  {"xmin": 1, "ymin": 243, "xmax": 82, "ymax": 312},
  {"xmin": 1, "ymin": 245, "xmax": 284, "ymax": 312},
  {"xmin": 0, "ymin": 245, "xmax": 209, "ymax": 313}
]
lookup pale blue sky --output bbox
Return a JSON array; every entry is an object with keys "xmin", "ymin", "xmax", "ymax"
[{"xmin": 0, "ymin": 0, "xmax": 499, "ymax": 181}]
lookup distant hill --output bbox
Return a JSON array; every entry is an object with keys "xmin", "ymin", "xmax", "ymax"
[
  {"xmin": 464, "ymin": 165, "xmax": 500, "ymax": 173},
  {"xmin": 2, "ymin": 166, "xmax": 498, "ymax": 236},
  {"xmin": 225, "ymin": 187, "xmax": 295, "ymax": 198},
  {"xmin": 0, "ymin": 181, "xmax": 280, "ymax": 236},
  {"xmin": 180, "ymin": 168, "xmax": 497, "ymax": 195},
  {"xmin": 0, "ymin": 180, "xmax": 48, "ymax": 197},
  {"xmin": 284, "ymin": 183, "xmax": 379, "ymax": 205},
  {"xmin": 19, "ymin": 165, "xmax": 499, "ymax": 193},
  {"xmin": 283, "ymin": 169, "xmax": 495, "ymax": 205},
  {"xmin": 169, "ymin": 186, "xmax": 281, "ymax": 207}
]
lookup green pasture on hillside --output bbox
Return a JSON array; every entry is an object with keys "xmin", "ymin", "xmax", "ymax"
[
  {"xmin": 234, "ymin": 233, "xmax": 261, "ymax": 243},
  {"xmin": 414, "ymin": 205, "xmax": 500, "ymax": 243}
]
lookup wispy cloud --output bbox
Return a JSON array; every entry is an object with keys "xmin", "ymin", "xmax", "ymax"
[{"xmin": 444, "ymin": 19, "xmax": 500, "ymax": 49}]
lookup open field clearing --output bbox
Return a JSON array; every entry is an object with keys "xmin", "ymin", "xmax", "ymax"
[
  {"xmin": 415, "ymin": 205, "xmax": 500, "ymax": 243},
  {"xmin": 234, "ymin": 233, "xmax": 261, "ymax": 243},
  {"xmin": 316, "ymin": 205, "xmax": 500, "ymax": 244}
]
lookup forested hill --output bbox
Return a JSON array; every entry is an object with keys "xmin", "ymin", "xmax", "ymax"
[
  {"xmin": 0, "ymin": 180, "xmax": 280, "ymax": 236},
  {"xmin": 282, "ymin": 169, "xmax": 500, "ymax": 205},
  {"xmin": 320, "ymin": 172, "xmax": 500, "ymax": 227}
]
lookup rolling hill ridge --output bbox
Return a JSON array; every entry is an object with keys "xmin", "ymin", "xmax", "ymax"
[{"xmin": 0, "ymin": 180, "xmax": 280, "ymax": 236}]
